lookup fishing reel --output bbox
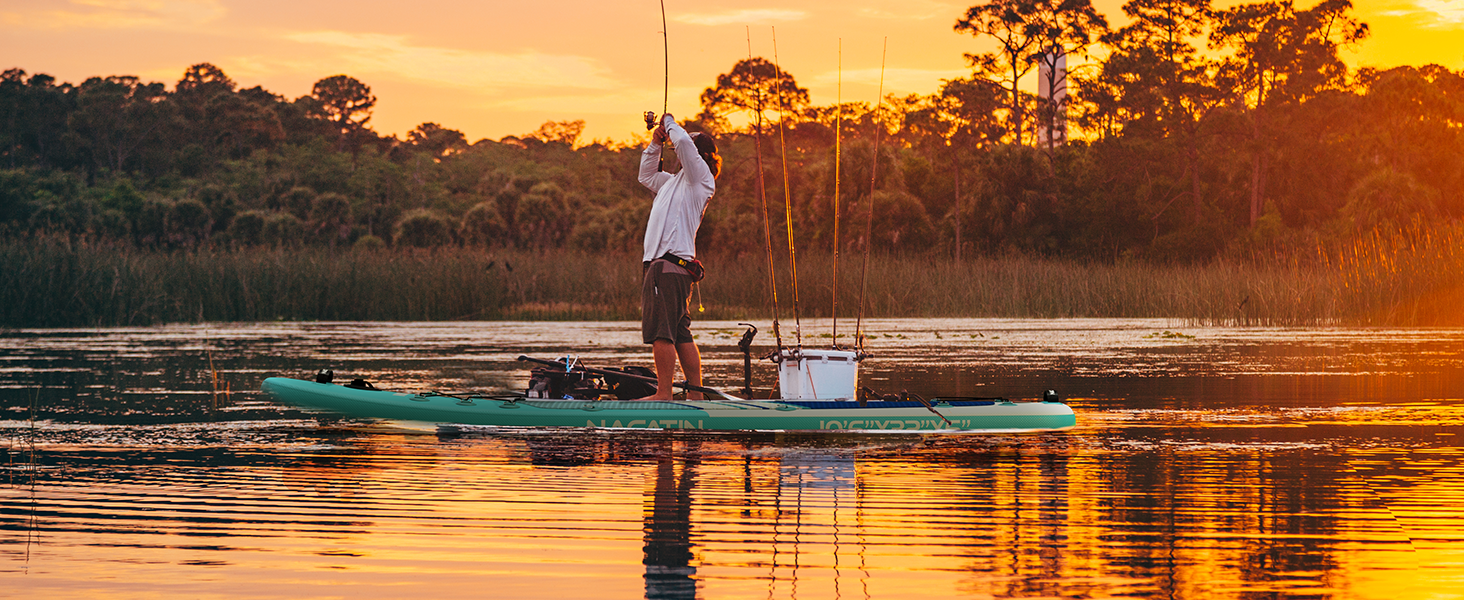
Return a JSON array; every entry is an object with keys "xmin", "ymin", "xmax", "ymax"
[
  {"xmin": 644, "ymin": 110, "xmax": 669, "ymax": 171},
  {"xmin": 644, "ymin": 110, "xmax": 671, "ymax": 145}
]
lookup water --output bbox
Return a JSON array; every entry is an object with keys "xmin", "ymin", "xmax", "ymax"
[{"xmin": 2, "ymin": 319, "xmax": 1462, "ymax": 599}]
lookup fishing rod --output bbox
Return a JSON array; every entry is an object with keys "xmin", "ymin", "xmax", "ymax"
[
  {"xmin": 855, "ymin": 38, "xmax": 887, "ymax": 354},
  {"xmin": 660, "ymin": 0, "xmax": 668, "ymax": 118},
  {"xmin": 772, "ymin": 27, "xmax": 802, "ymax": 349},
  {"xmin": 644, "ymin": 0, "xmax": 671, "ymax": 172},
  {"xmin": 751, "ymin": 27, "xmax": 784, "ymax": 354},
  {"xmin": 832, "ymin": 39, "xmax": 843, "ymax": 349}
]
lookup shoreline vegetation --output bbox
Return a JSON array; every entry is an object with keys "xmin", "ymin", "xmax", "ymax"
[
  {"xmin": 5, "ymin": 223, "xmax": 1460, "ymax": 328},
  {"xmin": 2, "ymin": 2, "xmax": 1460, "ymax": 328}
]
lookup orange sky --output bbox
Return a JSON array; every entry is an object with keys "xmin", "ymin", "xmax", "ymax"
[{"xmin": 2, "ymin": 0, "xmax": 1460, "ymax": 144}]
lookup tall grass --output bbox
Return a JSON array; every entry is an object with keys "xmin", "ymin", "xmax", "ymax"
[
  {"xmin": 3, "ymin": 225, "xmax": 1462, "ymax": 327},
  {"xmin": 1, "ymin": 240, "xmax": 512, "ymax": 326},
  {"xmin": 708, "ymin": 252, "xmax": 1300, "ymax": 323},
  {"xmin": 1317, "ymin": 223, "xmax": 1464, "ymax": 325},
  {"xmin": 703, "ymin": 224, "xmax": 1464, "ymax": 326}
]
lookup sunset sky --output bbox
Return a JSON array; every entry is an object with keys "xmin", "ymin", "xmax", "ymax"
[{"xmin": 2, "ymin": 0, "xmax": 1461, "ymax": 144}]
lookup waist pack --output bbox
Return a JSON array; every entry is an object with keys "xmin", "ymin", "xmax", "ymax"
[{"xmin": 658, "ymin": 253, "xmax": 705, "ymax": 282}]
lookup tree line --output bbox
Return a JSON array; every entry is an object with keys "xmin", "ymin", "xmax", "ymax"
[{"xmin": 1, "ymin": 0, "xmax": 1461, "ymax": 263}]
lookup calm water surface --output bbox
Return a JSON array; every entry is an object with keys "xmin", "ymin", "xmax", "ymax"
[{"xmin": 2, "ymin": 319, "xmax": 1462, "ymax": 599}]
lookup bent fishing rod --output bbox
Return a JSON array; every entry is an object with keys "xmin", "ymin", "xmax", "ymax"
[{"xmin": 645, "ymin": 0, "xmax": 671, "ymax": 172}]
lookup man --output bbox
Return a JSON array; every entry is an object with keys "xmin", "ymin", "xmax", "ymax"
[{"xmin": 637, "ymin": 113, "xmax": 720, "ymax": 400}]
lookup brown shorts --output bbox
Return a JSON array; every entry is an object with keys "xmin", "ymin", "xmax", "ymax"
[{"xmin": 641, "ymin": 259, "xmax": 693, "ymax": 344}]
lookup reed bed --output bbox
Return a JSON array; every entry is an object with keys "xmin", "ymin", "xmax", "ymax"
[
  {"xmin": 0, "ymin": 240, "xmax": 515, "ymax": 326},
  {"xmin": 3, "ymin": 225, "xmax": 1462, "ymax": 327},
  {"xmin": 709, "ymin": 253, "xmax": 1289, "ymax": 323}
]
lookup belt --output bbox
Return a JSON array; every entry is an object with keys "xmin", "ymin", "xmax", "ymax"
[
  {"xmin": 657, "ymin": 252, "xmax": 696, "ymax": 269},
  {"xmin": 643, "ymin": 253, "xmax": 693, "ymax": 270},
  {"xmin": 643, "ymin": 252, "xmax": 704, "ymax": 282}
]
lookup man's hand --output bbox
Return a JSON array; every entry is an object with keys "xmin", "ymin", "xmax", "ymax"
[
  {"xmin": 652, "ymin": 122, "xmax": 668, "ymax": 145},
  {"xmin": 657, "ymin": 113, "xmax": 676, "ymax": 146}
]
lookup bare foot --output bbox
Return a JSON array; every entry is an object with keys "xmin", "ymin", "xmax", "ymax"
[{"xmin": 633, "ymin": 394, "xmax": 675, "ymax": 401}]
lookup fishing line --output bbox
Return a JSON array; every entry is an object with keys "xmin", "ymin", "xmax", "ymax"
[
  {"xmin": 750, "ymin": 27, "xmax": 784, "ymax": 352},
  {"xmin": 855, "ymin": 38, "xmax": 886, "ymax": 354},
  {"xmin": 772, "ymin": 27, "xmax": 802, "ymax": 348}
]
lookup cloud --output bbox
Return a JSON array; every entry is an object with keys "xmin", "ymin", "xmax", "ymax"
[
  {"xmin": 1381, "ymin": 0, "xmax": 1464, "ymax": 28},
  {"xmin": 2, "ymin": 0, "xmax": 225, "ymax": 30},
  {"xmin": 283, "ymin": 31, "xmax": 619, "ymax": 91},
  {"xmin": 672, "ymin": 8, "xmax": 806, "ymax": 26},
  {"xmin": 1413, "ymin": 0, "xmax": 1464, "ymax": 27}
]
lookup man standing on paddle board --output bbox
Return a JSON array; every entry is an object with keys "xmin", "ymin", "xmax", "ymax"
[{"xmin": 638, "ymin": 113, "xmax": 721, "ymax": 400}]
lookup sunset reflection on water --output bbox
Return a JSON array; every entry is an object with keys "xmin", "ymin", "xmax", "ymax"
[{"xmin": 2, "ymin": 320, "xmax": 1462, "ymax": 599}]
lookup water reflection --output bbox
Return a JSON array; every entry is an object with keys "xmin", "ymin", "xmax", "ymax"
[
  {"xmin": 644, "ymin": 440, "xmax": 697, "ymax": 599},
  {"xmin": 768, "ymin": 450, "xmax": 860, "ymax": 600},
  {"xmin": 2, "ymin": 320, "xmax": 1464, "ymax": 598},
  {"xmin": 3, "ymin": 425, "xmax": 1462, "ymax": 598}
]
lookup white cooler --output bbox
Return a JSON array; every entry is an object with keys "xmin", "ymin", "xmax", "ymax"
[{"xmin": 776, "ymin": 348, "xmax": 861, "ymax": 400}]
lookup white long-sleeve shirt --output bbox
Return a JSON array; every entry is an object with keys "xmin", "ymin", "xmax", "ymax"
[{"xmin": 640, "ymin": 115, "xmax": 715, "ymax": 262}]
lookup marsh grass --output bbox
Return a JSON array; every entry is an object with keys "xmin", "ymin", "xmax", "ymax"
[
  {"xmin": 713, "ymin": 223, "xmax": 1464, "ymax": 326},
  {"xmin": 1316, "ymin": 223, "xmax": 1464, "ymax": 325},
  {"xmin": 3, "ymin": 224, "xmax": 1462, "ymax": 327},
  {"xmin": 2, "ymin": 240, "xmax": 513, "ymax": 325}
]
